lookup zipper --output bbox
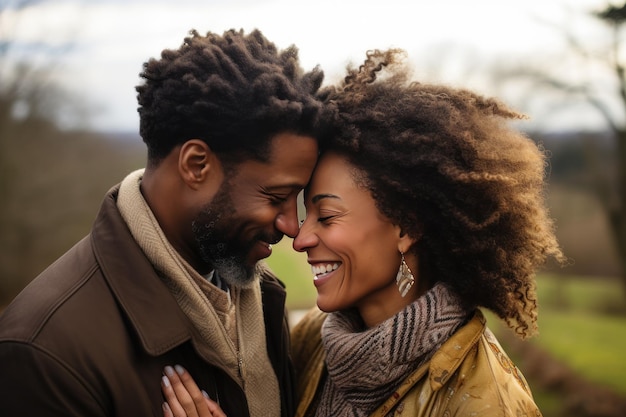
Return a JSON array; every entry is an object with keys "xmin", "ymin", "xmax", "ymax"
[
  {"xmin": 235, "ymin": 286, "xmax": 245, "ymax": 387},
  {"xmin": 237, "ymin": 350, "xmax": 243, "ymax": 379}
]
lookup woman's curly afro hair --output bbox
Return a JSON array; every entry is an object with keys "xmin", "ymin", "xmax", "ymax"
[
  {"xmin": 319, "ymin": 49, "xmax": 566, "ymax": 338},
  {"xmin": 136, "ymin": 28, "xmax": 327, "ymax": 165}
]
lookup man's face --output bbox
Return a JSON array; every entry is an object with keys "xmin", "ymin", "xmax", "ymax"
[{"xmin": 192, "ymin": 132, "xmax": 318, "ymax": 287}]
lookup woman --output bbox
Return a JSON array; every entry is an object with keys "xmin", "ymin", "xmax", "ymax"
[{"xmin": 162, "ymin": 48, "xmax": 565, "ymax": 417}]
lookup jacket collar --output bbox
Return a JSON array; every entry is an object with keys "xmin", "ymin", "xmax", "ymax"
[
  {"xmin": 428, "ymin": 309, "xmax": 486, "ymax": 390},
  {"xmin": 91, "ymin": 185, "xmax": 192, "ymax": 356},
  {"xmin": 370, "ymin": 310, "xmax": 486, "ymax": 415},
  {"xmin": 91, "ymin": 185, "xmax": 289, "ymax": 358}
]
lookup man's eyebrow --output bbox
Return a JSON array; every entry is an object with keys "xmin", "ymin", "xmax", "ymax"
[
  {"xmin": 264, "ymin": 183, "xmax": 307, "ymax": 192},
  {"xmin": 312, "ymin": 193, "xmax": 340, "ymax": 204}
]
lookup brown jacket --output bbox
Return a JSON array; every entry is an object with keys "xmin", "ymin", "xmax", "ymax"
[
  {"xmin": 292, "ymin": 308, "xmax": 541, "ymax": 417},
  {"xmin": 0, "ymin": 185, "xmax": 295, "ymax": 417}
]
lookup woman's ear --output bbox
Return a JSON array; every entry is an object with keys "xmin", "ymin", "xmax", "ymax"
[
  {"xmin": 178, "ymin": 139, "xmax": 213, "ymax": 190},
  {"xmin": 396, "ymin": 227, "xmax": 418, "ymax": 255}
]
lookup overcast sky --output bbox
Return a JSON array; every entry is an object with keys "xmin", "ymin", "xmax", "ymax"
[{"xmin": 2, "ymin": 0, "xmax": 614, "ymax": 132}]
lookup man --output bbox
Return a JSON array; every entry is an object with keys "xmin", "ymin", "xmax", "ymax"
[{"xmin": 0, "ymin": 29, "xmax": 326, "ymax": 417}]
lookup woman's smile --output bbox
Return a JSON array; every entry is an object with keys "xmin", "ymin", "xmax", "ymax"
[{"xmin": 310, "ymin": 261, "xmax": 341, "ymax": 285}]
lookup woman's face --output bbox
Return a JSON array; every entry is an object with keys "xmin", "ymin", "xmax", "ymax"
[{"xmin": 293, "ymin": 152, "xmax": 414, "ymax": 326}]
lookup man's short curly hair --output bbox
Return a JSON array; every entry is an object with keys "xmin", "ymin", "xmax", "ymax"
[
  {"xmin": 320, "ymin": 49, "xmax": 566, "ymax": 338},
  {"xmin": 136, "ymin": 28, "xmax": 326, "ymax": 165}
]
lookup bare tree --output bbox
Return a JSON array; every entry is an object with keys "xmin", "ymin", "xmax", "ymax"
[
  {"xmin": 0, "ymin": 1, "xmax": 111, "ymax": 305},
  {"xmin": 594, "ymin": 5, "xmax": 626, "ymax": 291},
  {"xmin": 495, "ymin": 3, "xmax": 626, "ymax": 290},
  {"xmin": 0, "ymin": 0, "xmax": 79, "ymax": 125},
  {"xmin": 0, "ymin": 0, "xmax": 62, "ymax": 302}
]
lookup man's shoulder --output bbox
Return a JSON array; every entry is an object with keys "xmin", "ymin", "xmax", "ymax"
[
  {"xmin": 256, "ymin": 262, "xmax": 290, "ymax": 298},
  {"xmin": 0, "ymin": 235, "xmax": 100, "ymax": 342}
]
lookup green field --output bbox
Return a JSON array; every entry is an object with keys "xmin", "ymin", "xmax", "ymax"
[
  {"xmin": 533, "ymin": 275, "xmax": 626, "ymax": 396},
  {"xmin": 534, "ymin": 309, "xmax": 626, "ymax": 393}
]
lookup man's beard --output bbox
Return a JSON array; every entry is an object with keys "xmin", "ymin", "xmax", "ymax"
[{"xmin": 191, "ymin": 185, "xmax": 256, "ymax": 288}]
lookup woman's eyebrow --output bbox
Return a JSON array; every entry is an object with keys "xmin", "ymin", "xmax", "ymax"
[{"xmin": 311, "ymin": 193, "xmax": 340, "ymax": 204}]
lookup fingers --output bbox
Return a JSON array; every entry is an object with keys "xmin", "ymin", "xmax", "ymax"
[
  {"xmin": 162, "ymin": 401, "xmax": 174, "ymax": 417},
  {"xmin": 162, "ymin": 370, "xmax": 196, "ymax": 417},
  {"xmin": 161, "ymin": 365, "xmax": 214, "ymax": 417},
  {"xmin": 204, "ymin": 395, "xmax": 227, "ymax": 417},
  {"xmin": 162, "ymin": 374, "xmax": 187, "ymax": 417}
]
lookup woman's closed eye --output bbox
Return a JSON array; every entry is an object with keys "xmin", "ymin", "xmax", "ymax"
[{"xmin": 318, "ymin": 210, "xmax": 345, "ymax": 223}]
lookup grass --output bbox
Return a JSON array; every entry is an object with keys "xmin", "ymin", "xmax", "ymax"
[
  {"xmin": 537, "ymin": 273, "xmax": 626, "ymax": 314},
  {"xmin": 531, "ymin": 274, "xmax": 626, "ymax": 396},
  {"xmin": 533, "ymin": 309, "xmax": 626, "ymax": 395}
]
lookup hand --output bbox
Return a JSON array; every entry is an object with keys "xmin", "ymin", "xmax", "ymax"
[{"xmin": 161, "ymin": 365, "xmax": 227, "ymax": 417}]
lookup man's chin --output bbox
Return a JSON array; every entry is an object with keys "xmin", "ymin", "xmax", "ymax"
[
  {"xmin": 214, "ymin": 257, "xmax": 257, "ymax": 288},
  {"xmin": 201, "ymin": 240, "xmax": 273, "ymax": 288}
]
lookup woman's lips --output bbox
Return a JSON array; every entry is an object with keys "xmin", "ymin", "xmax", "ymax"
[{"xmin": 310, "ymin": 262, "xmax": 340, "ymax": 287}]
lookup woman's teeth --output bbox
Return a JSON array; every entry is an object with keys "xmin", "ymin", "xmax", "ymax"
[{"xmin": 312, "ymin": 263, "xmax": 339, "ymax": 280}]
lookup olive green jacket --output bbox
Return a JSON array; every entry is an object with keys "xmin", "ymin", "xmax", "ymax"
[{"xmin": 292, "ymin": 308, "xmax": 541, "ymax": 417}]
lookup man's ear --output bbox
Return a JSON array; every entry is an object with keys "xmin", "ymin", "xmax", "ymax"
[{"xmin": 178, "ymin": 139, "xmax": 214, "ymax": 190}]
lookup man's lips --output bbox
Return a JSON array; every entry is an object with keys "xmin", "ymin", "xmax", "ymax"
[
  {"xmin": 247, "ymin": 239, "xmax": 279, "ymax": 263},
  {"xmin": 247, "ymin": 233, "xmax": 283, "ymax": 260}
]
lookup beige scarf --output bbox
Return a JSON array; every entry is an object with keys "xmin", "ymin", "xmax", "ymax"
[{"xmin": 117, "ymin": 169, "xmax": 280, "ymax": 417}]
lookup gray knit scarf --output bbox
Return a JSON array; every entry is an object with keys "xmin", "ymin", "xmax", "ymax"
[{"xmin": 315, "ymin": 283, "xmax": 470, "ymax": 417}]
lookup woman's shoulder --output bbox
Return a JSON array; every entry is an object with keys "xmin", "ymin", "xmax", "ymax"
[
  {"xmin": 290, "ymin": 307, "xmax": 327, "ymax": 375},
  {"xmin": 291, "ymin": 307, "xmax": 327, "ymax": 351},
  {"xmin": 382, "ymin": 311, "xmax": 541, "ymax": 417},
  {"xmin": 290, "ymin": 307, "xmax": 328, "ymax": 413},
  {"xmin": 431, "ymin": 313, "xmax": 541, "ymax": 416}
]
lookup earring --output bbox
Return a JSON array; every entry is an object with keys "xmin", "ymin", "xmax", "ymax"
[{"xmin": 396, "ymin": 252, "xmax": 415, "ymax": 297}]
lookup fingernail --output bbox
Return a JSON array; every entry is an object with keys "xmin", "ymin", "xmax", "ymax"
[
  {"xmin": 164, "ymin": 366, "xmax": 175, "ymax": 377},
  {"xmin": 175, "ymin": 364, "xmax": 185, "ymax": 375},
  {"xmin": 162, "ymin": 375, "xmax": 171, "ymax": 388},
  {"xmin": 162, "ymin": 402, "xmax": 171, "ymax": 412},
  {"xmin": 202, "ymin": 390, "xmax": 210, "ymax": 399}
]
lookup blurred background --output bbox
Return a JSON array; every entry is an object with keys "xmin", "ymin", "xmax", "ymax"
[{"xmin": 1, "ymin": 0, "xmax": 625, "ymax": 415}]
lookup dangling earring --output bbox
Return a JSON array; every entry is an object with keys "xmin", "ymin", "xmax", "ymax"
[{"xmin": 396, "ymin": 252, "xmax": 415, "ymax": 297}]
